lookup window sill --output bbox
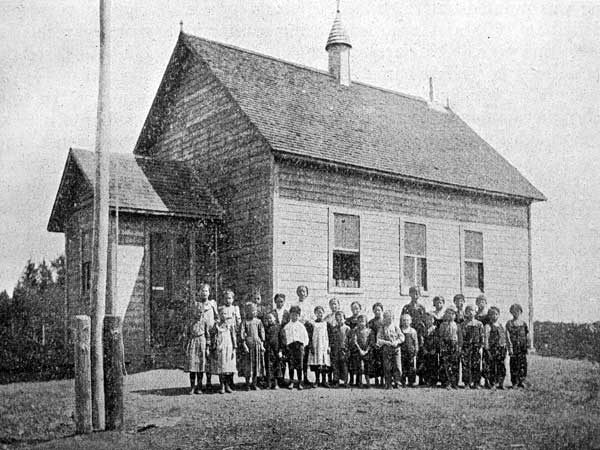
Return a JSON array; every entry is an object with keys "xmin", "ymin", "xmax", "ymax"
[
  {"xmin": 329, "ymin": 287, "xmax": 365, "ymax": 295},
  {"xmin": 400, "ymin": 287, "xmax": 429, "ymax": 297},
  {"xmin": 463, "ymin": 287, "xmax": 484, "ymax": 298}
]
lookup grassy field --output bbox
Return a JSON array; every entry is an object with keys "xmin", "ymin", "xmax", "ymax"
[{"xmin": 1, "ymin": 355, "xmax": 599, "ymax": 450}]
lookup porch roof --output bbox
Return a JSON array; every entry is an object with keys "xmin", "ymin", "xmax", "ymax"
[{"xmin": 47, "ymin": 148, "xmax": 223, "ymax": 232}]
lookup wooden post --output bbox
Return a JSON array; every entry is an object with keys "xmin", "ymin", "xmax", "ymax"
[
  {"xmin": 73, "ymin": 315, "xmax": 92, "ymax": 434},
  {"xmin": 91, "ymin": 0, "xmax": 112, "ymax": 430},
  {"xmin": 103, "ymin": 315, "xmax": 124, "ymax": 430}
]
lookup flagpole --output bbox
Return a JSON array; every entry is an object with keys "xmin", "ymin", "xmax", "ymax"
[{"xmin": 91, "ymin": 0, "xmax": 111, "ymax": 431}]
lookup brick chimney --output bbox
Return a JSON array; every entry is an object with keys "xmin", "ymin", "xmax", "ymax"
[{"xmin": 326, "ymin": 6, "xmax": 352, "ymax": 86}]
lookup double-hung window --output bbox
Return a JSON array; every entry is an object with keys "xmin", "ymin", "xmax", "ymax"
[
  {"xmin": 401, "ymin": 221, "xmax": 427, "ymax": 293},
  {"xmin": 464, "ymin": 230, "xmax": 484, "ymax": 292},
  {"xmin": 332, "ymin": 213, "xmax": 360, "ymax": 289}
]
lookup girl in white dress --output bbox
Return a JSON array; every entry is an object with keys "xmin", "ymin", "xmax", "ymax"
[{"xmin": 308, "ymin": 306, "xmax": 332, "ymax": 388}]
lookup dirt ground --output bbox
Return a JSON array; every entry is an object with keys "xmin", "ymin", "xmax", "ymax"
[{"xmin": 1, "ymin": 355, "xmax": 599, "ymax": 450}]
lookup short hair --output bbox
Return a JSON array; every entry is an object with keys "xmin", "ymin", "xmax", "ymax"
[
  {"xmin": 357, "ymin": 314, "xmax": 367, "ymax": 323},
  {"xmin": 489, "ymin": 306, "xmax": 500, "ymax": 315},
  {"xmin": 445, "ymin": 305, "xmax": 457, "ymax": 313},
  {"xmin": 296, "ymin": 285, "xmax": 309, "ymax": 297},
  {"xmin": 223, "ymin": 289, "xmax": 235, "ymax": 298},
  {"xmin": 464, "ymin": 304, "xmax": 475, "ymax": 313},
  {"xmin": 509, "ymin": 303, "xmax": 523, "ymax": 314},
  {"xmin": 334, "ymin": 310, "xmax": 345, "ymax": 319},
  {"xmin": 433, "ymin": 296, "xmax": 445, "ymax": 304},
  {"xmin": 350, "ymin": 301, "xmax": 362, "ymax": 310},
  {"xmin": 289, "ymin": 305, "xmax": 301, "ymax": 315},
  {"xmin": 453, "ymin": 294, "xmax": 465, "ymax": 303},
  {"xmin": 274, "ymin": 293, "xmax": 286, "ymax": 302},
  {"xmin": 314, "ymin": 305, "xmax": 325, "ymax": 314},
  {"xmin": 372, "ymin": 302, "xmax": 384, "ymax": 312},
  {"xmin": 329, "ymin": 297, "xmax": 339, "ymax": 306},
  {"xmin": 400, "ymin": 313, "xmax": 412, "ymax": 322},
  {"xmin": 423, "ymin": 313, "xmax": 435, "ymax": 322},
  {"xmin": 409, "ymin": 286, "xmax": 421, "ymax": 296},
  {"xmin": 476, "ymin": 294, "xmax": 487, "ymax": 304},
  {"xmin": 245, "ymin": 302, "xmax": 257, "ymax": 313},
  {"xmin": 199, "ymin": 283, "xmax": 211, "ymax": 291}
]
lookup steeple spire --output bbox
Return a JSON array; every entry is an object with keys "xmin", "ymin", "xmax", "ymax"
[{"xmin": 326, "ymin": 3, "xmax": 352, "ymax": 86}]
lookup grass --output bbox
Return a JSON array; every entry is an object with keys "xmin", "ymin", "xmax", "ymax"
[{"xmin": 1, "ymin": 355, "xmax": 599, "ymax": 450}]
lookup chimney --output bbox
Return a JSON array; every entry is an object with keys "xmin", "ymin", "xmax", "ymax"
[{"xmin": 325, "ymin": 5, "xmax": 352, "ymax": 86}]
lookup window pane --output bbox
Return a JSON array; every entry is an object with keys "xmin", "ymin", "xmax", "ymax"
[
  {"xmin": 334, "ymin": 214, "xmax": 360, "ymax": 250},
  {"xmin": 81, "ymin": 230, "xmax": 92, "ymax": 263},
  {"xmin": 403, "ymin": 255, "xmax": 415, "ymax": 287},
  {"xmin": 404, "ymin": 222, "xmax": 426, "ymax": 256},
  {"xmin": 465, "ymin": 230, "xmax": 483, "ymax": 260},
  {"xmin": 333, "ymin": 251, "xmax": 360, "ymax": 287},
  {"xmin": 465, "ymin": 261, "xmax": 484, "ymax": 289},
  {"xmin": 417, "ymin": 257, "xmax": 428, "ymax": 291}
]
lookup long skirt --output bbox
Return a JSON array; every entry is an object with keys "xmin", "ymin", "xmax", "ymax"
[
  {"xmin": 184, "ymin": 336, "xmax": 207, "ymax": 373},
  {"xmin": 238, "ymin": 343, "xmax": 265, "ymax": 378}
]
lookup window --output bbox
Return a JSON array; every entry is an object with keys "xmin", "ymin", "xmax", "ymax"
[
  {"xmin": 464, "ymin": 230, "xmax": 484, "ymax": 291},
  {"xmin": 402, "ymin": 222, "xmax": 427, "ymax": 292},
  {"xmin": 332, "ymin": 213, "xmax": 360, "ymax": 288},
  {"xmin": 81, "ymin": 230, "xmax": 92, "ymax": 295}
]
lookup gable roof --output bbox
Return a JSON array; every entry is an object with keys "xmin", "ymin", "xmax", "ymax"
[
  {"xmin": 144, "ymin": 33, "xmax": 543, "ymax": 201},
  {"xmin": 47, "ymin": 148, "xmax": 223, "ymax": 232}
]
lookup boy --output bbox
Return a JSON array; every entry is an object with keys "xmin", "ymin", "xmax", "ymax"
[
  {"xmin": 399, "ymin": 313, "xmax": 419, "ymax": 387},
  {"xmin": 475, "ymin": 294, "xmax": 490, "ymax": 387},
  {"xmin": 283, "ymin": 305, "xmax": 309, "ymax": 390},
  {"xmin": 439, "ymin": 306, "xmax": 459, "ymax": 389},
  {"xmin": 484, "ymin": 306, "xmax": 510, "ymax": 389},
  {"xmin": 271, "ymin": 293, "xmax": 290, "ymax": 326},
  {"xmin": 418, "ymin": 313, "xmax": 439, "ymax": 387},
  {"xmin": 264, "ymin": 313, "xmax": 284, "ymax": 389},
  {"xmin": 330, "ymin": 310, "xmax": 350, "ymax": 387},
  {"xmin": 402, "ymin": 286, "xmax": 427, "ymax": 383},
  {"xmin": 506, "ymin": 303, "xmax": 530, "ymax": 388},
  {"xmin": 376, "ymin": 311, "xmax": 404, "ymax": 389},
  {"xmin": 431, "ymin": 296, "xmax": 446, "ymax": 328},
  {"xmin": 461, "ymin": 305, "xmax": 484, "ymax": 389},
  {"xmin": 452, "ymin": 294, "xmax": 466, "ymax": 386}
]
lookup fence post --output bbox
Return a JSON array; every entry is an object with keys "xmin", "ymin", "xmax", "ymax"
[
  {"xmin": 73, "ymin": 315, "xmax": 92, "ymax": 434},
  {"xmin": 103, "ymin": 315, "xmax": 124, "ymax": 430}
]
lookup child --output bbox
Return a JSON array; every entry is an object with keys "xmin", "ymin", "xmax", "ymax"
[
  {"xmin": 293, "ymin": 285, "xmax": 313, "ymax": 386},
  {"xmin": 431, "ymin": 296, "xmax": 446, "ymax": 328},
  {"xmin": 264, "ymin": 312, "xmax": 284, "ymax": 389},
  {"xmin": 271, "ymin": 293, "xmax": 289, "ymax": 326},
  {"xmin": 239, "ymin": 302, "xmax": 266, "ymax": 390},
  {"xmin": 377, "ymin": 310, "xmax": 404, "ymax": 389},
  {"xmin": 401, "ymin": 286, "xmax": 427, "ymax": 331},
  {"xmin": 324, "ymin": 297, "xmax": 341, "ymax": 326},
  {"xmin": 283, "ymin": 305, "xmax": 309, "ymax": 390},
  {"xmin": 506, "ymin": 303, "xmax": 530, "ymax": 388},
  {"xmin": 367, "ymin": 303, "xmax": 384, "ymax": 385},
  {"xmin": 452, "ymin": 294, "xmax": 466, "ymax": 386},
  {"xmin": 210, "ymin": 306, "xmax": 237, "ymax": 394},
  {"xmin": 475, "ymin": 294, "xmax": 490, "ymax": 387},
  {"xmin": 348, "ymin": 314, "xmax": 371, "ymax": 388},
  {"xmin": 345, "ymin": 301, "xmax": 362, "ymax": 329},
  {"xmin": 308, "ymin": 306, "xmax": 332, "ymax": 388},
  {"xmin": 418, "ymin": 313, "xmax": 439, "ymax": 387},
  {"xmin": 461, "ymin": 305, "xmax": 484, "ymax": 389},
  {"xmin": 330, "ymin": 310, "xmax": 349, "ymax": 388},
  {"xmin": 439, "ymin": 306, "xmax": 460, "ymax": 389},
  {"xmin": 484, "ymin": 306, "xmax": 509, "ymax": 389},
  {"xmin": 221, "ymin": 289, "xmax": 241, "ymax": 332},
  {"xmin": 197, "ymin": 283, "xmax": 218, "ymax": 390},
  {"xmin": 399, "ymin": 313, "xmax": 419, "ymax": 387},
  {"xmin": 184, "ymin": 302, "xmax": 212, "ymax": 394}
]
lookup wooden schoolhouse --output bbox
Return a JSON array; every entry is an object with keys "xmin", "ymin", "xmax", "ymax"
[{"xmin": 48, "ymin": 10, "xmax": 545, "ymax": 371}]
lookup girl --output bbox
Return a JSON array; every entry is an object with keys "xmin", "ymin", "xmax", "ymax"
[
  {"xmin": 324, "ymin": 297, "xmax": 341, "ymax": 327},
  {"xmin": 345, "ymin": 301, "xmax": 362, "ymax": 329},
  {"xmin": 399, "ymin": 313, "xmax": 419, "ymax": 387},
  {"xmin": 184, "ymin": 301, "xmax": 212, "ymax": 394},
  {"xmin": 210, "ymin": 306, "xmax": 237, "ymax": 394},
  {"xmin": 367, "ymin": 303, "xmax": 384, "ymax": 386},
  {"xmin": 197, "ymin": 283, "xmax": 218, "ymax": 391},
  {"xmin": 506, "ymin": 303, "xmax": 530, "ymax": 388},
  {"xmin": 221, "ymin": 289, "xmax": 241, "ymax": 332},
  {"xmin": 431, "ymin": 296, "xmax": 446, "ymax": 328},
  {"xmin": 484, "ymin": 306, "xmax": 509, "ymax": 389},
  {"xmin": 294, "ymin": 285, "xmax": 313, "ymax": 386},
  {"xmin": 239, "ymin": 303, "xmax": 266, "ymax": 390},
  {"xmin": 308, "ymin": 306, "xmax": 332, "ymax": 388},
  {"xmin": 283, "ymin": 305, "xmax": 309, "ymax": 390},
  {"xmin": 348, "ymin": 315, "xmax": 371, "ymax": 388},
  {"xmin": 330, "ymin": 311, "xmax": 349, "ymax": 388},
  {"xmin": 377, "ymin": 310, "xmax": 404, "ymax": 389},
  {"xmin": 461, "ymin": 305, "xmax": 484, "ymax": 389}
]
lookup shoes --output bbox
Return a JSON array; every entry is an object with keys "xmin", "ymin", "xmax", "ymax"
[
  {"xmin": 225, "ymin": 385, "xmax": 233, "ymax": 393},
  {"xmin": 190, "ymin": 388, "xmax": 196, "ymax": 395},
  {"xmin": 250, "ymin": 384, "xmax": 258, "ymax": 391},
  {"xmin": 287, "ymin": 383, "xmax": 294, "ymax": 390},
  {"xmin": 297, "ymin": 383, "xmax": 304, "ymax": 390},
  {"xmin": 193, "ymin": 386, "xmax": 202, "ymax": 395},
  {"xmin": 272, "ymin": 384, "xmax": 279, "ymax": 390},
  {"xmin": 219, "ymin": 386, "xmax": 225, "ymax": 394},
  {"xmin": 321, "ymin": 382, "xmax": 331, "ymax": 389}
]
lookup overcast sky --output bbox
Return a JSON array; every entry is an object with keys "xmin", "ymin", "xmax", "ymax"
[{"xmin": 1, "ymin": 0, "xmax": 598, "ymax": 322}]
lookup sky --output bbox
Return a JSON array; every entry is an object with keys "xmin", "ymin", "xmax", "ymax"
[{"xmin": 0, "ymin": 0, "xmax": 598, "ymax": 322}]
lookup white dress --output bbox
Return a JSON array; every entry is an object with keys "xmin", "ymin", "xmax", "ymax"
[{"xmin": 308, "ymin": 320, "xmax": 331, "ymax": 367}]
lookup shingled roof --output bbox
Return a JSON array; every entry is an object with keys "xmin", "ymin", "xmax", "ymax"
[
  {"xmin": 47, "ymin": 148, "xmax": 222, "ymax": 232},
  {"xmin": 169, "ymin": 33, "xmax": 544, "ymax": 201}
]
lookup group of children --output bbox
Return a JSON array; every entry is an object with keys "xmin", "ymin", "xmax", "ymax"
[{"xmin": 184, "ymin": 283, "xmax": 530, "ymax": 394}]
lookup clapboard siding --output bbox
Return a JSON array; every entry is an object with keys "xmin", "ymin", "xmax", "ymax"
[
  {"xmin": 137, "ymin": 52, "xmax": 273, "ymax": 303},
  {"xmin": 274, "ymin": 197, "xmax": 529, "ymax": 323},
  {"xmin": 276, "ymin": 159, "xmax": 529, "ymax": 229}
]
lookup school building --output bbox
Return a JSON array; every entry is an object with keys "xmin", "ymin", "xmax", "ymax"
[{"xmin": 48, "ymin": 9, "xmax": 545, "ymax": 371}]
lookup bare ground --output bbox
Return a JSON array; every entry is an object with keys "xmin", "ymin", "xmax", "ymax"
[{"xmin": 1, "ymin": 355, "xmax": 599, "ymax": 450}]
